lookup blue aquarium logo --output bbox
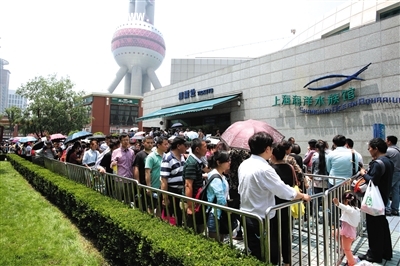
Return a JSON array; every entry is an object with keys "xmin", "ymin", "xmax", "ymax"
[{"xmin": 304, "ymin": 63, "xmax": 371, "ymax": 91}]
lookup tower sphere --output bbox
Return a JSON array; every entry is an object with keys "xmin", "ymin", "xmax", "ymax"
[{"xmin": 111, "ymin": 20, "xmax": 165, "ymax": 73}]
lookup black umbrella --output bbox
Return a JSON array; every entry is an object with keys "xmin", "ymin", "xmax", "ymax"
[
  {"xmin": 32, "ymin": 141, "xmax": 44, "ymax": 150},
  {"xmin": 171, "ymin": 122, "xmax": 183, "ymax": 128},
  {"xmin": 64, "ymin": 131, "xmax": 93, "ymax": 144}
]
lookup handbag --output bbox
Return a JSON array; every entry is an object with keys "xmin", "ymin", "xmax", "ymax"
[
  {"xmin": 289, "ymin": 164, "xmax": 305, "ymax": 218},
  {"xmin": 351, "ymin": 175, "xmax": 367, "ymax": 196},
  {"xmin": 352, "ymin": 159, "xmax": 385, "ymax": 197},
  {"xmin": 360, "ymin": 181, "xmax": 385, "ymax": 216}
]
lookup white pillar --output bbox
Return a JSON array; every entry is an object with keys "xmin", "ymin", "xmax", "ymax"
[
  {"xmin": 147, "ymin": 68, "xmax": 162, "ymax": 89},
  {"xmin": 124, "ymin": 72, "xmax": 131, "ymax": 95},
  {"xmin": 142, "ymin": 74, "xmax": 151, "ymax": 94},
  {"xmin": 107, "ymin": 67, "xmax": 128, "ymax": 93},
  {"xmin": 130, "ymin": 66, "xmax": 142, "ymax": 96}
]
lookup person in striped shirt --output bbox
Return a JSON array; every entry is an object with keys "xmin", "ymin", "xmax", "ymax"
[{"xmin": 160, "ymin": 136, "xmax": 188, "ymax": 226}]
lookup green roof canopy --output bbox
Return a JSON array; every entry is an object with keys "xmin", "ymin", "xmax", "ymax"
[{"xmin": 136, "ymin": 94, "xmax": 240, "ymax": 121}]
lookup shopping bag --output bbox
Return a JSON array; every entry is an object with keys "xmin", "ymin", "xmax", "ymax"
[
  {"xmin": 360, "ymin": 181, "xmax": 385, "ymax": 216},
  {"xmin": 291, "ymin": 185, "xmax": 305, "ymax": 218},
  {"xmin": 161, "ymin": 209, "xmax": 176, "ymax": 226}
]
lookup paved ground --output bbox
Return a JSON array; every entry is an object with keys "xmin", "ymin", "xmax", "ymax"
[
  {"xmin": 344, "ymin": 214, "xmax": 400, "ymax": 266},
  {"xmin": 231, "ymin": 214, "xmax": 399, "ymax": 266}
]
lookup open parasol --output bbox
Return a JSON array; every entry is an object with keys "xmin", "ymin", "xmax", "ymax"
[
  {"xmin": 220, "ymin": 119, "xmax": 284, "ymax": 150},
  {"xmin": 64, "ymin": 131, "xmax": 93, "ymax": 144},
  {"xmin": 50, "ymin": 133, "xmax": 67, "ymax": 141}
]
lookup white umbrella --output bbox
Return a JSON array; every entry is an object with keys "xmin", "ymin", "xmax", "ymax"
[
  {"xmin": 186, "ymin": 131, "xmax": 199, "ymax": 140},
  {"xmin": 206, "ymin": 137, "xmax": 220, "ymax": 145},
  {"xmin": 134, "ymin": 131, "xmax": 146, "ymax": 136}
]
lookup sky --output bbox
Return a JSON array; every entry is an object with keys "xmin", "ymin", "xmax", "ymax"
[{"xmin": 0, "ymin": 0, "xmax": 347, "ymax": 95}]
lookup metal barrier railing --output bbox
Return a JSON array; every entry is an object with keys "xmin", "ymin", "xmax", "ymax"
[
  {"xmin": 264, "ymin": 174, "xmax": 364, "ymax": 266},
  {"xmin": 39, "ymin": 157, "xmax": 363, "ymax": 265},
  {"xmin": 39, "ymin": 158, "xmax": 266, "ymax": 260}
]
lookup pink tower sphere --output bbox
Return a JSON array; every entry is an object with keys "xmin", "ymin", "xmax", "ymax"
[{"xmin": 111, "ymin": 20, "xmax": 165, "ymax": 72}]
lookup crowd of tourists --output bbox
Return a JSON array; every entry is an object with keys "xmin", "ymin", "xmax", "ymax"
[{"xmin": 3, "ymin": 128, "xmax": 399, "ymax": 265}]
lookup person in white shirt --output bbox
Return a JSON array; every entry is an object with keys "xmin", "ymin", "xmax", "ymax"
[
  {"xmin": 25, "ymin": 142, "xmax": 33, "ymax": 162},
  {"xmin": 238, "ymin": 132, "xmax": 311, "ymax": 262}
]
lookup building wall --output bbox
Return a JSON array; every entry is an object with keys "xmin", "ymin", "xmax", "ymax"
[
  {"xmin": 141, "ymin": 15, "xmax": 399, "ymax": 158},
  {"xmin": 84, "ymin": 93, "xmax": 143, "ymax": 134},
  {"xmin": 91, "ymin": 96, "xmax": 110, "ymax": 134},
  {"xmin": 0, "ymin": 59, "xmax": 10, "ymax": 114},
  {"xmin": 8, "ymin": 90, "xmax": 27, "ymax": 110},
  {"xmin": 170, "ymin": 58, "xmax": 251, "ymax": 84},
  {"xmin": 286, "ymin": 0, "xmax": 399, "ymax": 49}
]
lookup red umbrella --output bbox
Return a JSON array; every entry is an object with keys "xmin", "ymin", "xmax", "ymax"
[
  {"xmin": 221, "ymin": 119, "xmax": 285, "ymax": 150},
  {"xmin": 50, "ymin": 133, "xmax": 67, "ymax": 141}
]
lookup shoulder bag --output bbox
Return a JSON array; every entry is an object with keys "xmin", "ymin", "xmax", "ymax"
[{"xmin": 289, "ymin": 164, "xmax": 305, "ymax": 218}]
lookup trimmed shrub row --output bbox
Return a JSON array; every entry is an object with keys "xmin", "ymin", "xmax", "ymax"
[{"xmin": 8, "ymin": 155, "xmax": 269, "ymax": 266}]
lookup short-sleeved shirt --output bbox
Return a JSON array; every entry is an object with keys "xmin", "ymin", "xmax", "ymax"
[
  {"xmin": 82, "ymin": 149, "xmax": 99, "ymax": 165},
  {"xmin": 25, "ymin": 146, "xmax": 32, "ymax": 157},
  {"xmin": 239, "ymin": 154, "xmax": 296, "ymax": 219},
  {"xmin": 160, "ymin": 151, "xmax": 185, "ymax": 189},
  {"xmin": 133, "ymin": 150, "xmax": 149, "ymax": 185},
  {"xmin": 326, "ymin": 147, "xmax": 357, "ymax": 185},
  {"xmin": 145, "ymin": 150, "xmax": 163, "ymax": 189},
  {"xmin": 111, "ymin": 147, "xmax": 135, "ymax": 178},
  {"xmin": 183, "ymin": 154, "xmax": 204, "ymax": 198}
]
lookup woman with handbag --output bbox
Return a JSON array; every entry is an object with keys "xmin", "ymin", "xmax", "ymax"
[
  {"xmin": 270, "ymin": 142, "xmax": 295, "ymax": 266},
  {"xmin": 206, "ymin": 150, "xmax": 234, "ymax": 241}
]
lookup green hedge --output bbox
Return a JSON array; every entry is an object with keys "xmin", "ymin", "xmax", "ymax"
[{"xmin": 8, "ymin": 155, "xmax": 269, "ymax": 266}]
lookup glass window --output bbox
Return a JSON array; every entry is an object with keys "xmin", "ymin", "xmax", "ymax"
[{"xmin": 110, "ymin": 104, "xmax": 139, "ymax": 126}]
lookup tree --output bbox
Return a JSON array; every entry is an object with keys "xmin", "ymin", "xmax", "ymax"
[
  {"xmin": 16, "ymin": 74, "xmax": 91, "ymax": 137},
  {"xmin": 3, "ymin": 106, "xmax": 22, "ymax": 131}
]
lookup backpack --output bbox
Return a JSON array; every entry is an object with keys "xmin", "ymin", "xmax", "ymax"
[{"xmin": 194, "ymin": 173, "xmax": 221, "ymax": 212}]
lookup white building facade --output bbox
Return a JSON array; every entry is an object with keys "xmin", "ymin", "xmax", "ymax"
[
  {"xmin": 0, "ymin": 58, "xmax": 10, "ymax": 114},
  {"xmin": 7, "ymin": 90, "xmax": 28, "ymax": 111},
  {"xmin": 138, "ymin": 1, "xmax": 400, "ymax": 158}
]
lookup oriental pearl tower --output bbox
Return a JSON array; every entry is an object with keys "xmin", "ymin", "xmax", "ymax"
[{"xmin": 107, "ymin": 0, "xmax": 165, "ymax": 96}]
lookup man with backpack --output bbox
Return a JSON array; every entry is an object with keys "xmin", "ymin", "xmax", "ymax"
[{"xmin": 183, "ymin": 138, "xmax": 208, "ymax": 234}]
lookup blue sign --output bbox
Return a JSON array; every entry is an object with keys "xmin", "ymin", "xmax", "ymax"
[
  {"xmin": 373, "ymin": 123, "xmax": 385, "ymax": 139},
  {"xmin": 178, "ymin": 88, "xmax": 214, "ymax": 100},
  {"xmin": 303, "ymin": 63, "xmax": 371, "ymax": 91}
]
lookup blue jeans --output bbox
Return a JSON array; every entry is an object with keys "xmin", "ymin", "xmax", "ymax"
[
  {"xmin": 386, "ymin": 171, "xmax": 400, "ymax": 212},
  {"xmin": 207, "ymin": 212, "xmax": 218, "ymax": 233}
]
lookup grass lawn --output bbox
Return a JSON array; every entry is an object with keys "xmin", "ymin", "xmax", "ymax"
[{"xmin": 0, "ymin": 161, "xmax": 109, "ymax": 266}]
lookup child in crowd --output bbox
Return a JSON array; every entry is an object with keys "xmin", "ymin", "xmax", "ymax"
[{"xmin": 333, "ymin": 191, "xmax": 361, "ymax": 266}]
